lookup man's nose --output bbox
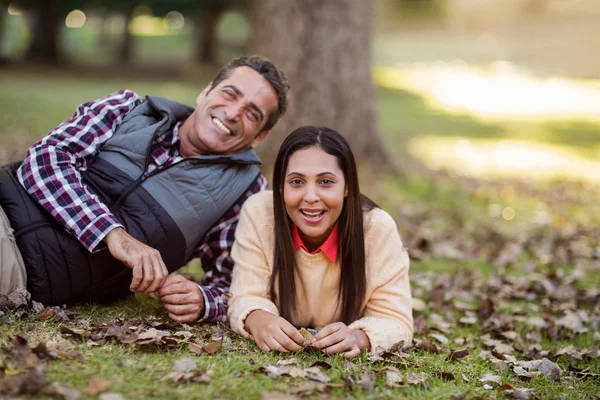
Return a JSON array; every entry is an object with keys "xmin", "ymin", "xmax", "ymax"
[{"xmin": 225, "ymin": 104, "xmax": 243, "ymax": 122}]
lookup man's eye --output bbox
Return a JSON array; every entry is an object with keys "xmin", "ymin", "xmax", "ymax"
[{"xmin": 247, "ymin": 111, "xmax": 258, "ymax": 122}]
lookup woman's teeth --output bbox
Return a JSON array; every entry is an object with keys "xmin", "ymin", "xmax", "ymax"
[{"xmin": 302, "ymin": 210, "xmax": 324, "ymax": 217}]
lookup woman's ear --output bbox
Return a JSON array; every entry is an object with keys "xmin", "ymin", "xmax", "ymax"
[{"xmin": 344, "ymin": 185, "xmax": 348, "ymax": 197}]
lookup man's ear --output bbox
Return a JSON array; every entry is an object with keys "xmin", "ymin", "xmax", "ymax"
[
  {"xmin": 196, "ymin": 82, "xmax": 213, "ymax": 104},
  {"xmin": 252, "ymin": 130, "xmax": 270, "ymax": 148}
]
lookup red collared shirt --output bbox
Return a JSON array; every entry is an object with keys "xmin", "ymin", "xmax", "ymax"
[{"xmin": 292, "ymin": 223, "xmax": 339, "ymax": 263}]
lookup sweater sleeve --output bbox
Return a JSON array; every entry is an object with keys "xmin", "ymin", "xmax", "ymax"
[
  {"xmin": 348, "ymin": 212, "xmax": 413, "ymax": 353},
  {"xmin": 228, "ymin": 197, "xmax": 279, "ymax": 337}
]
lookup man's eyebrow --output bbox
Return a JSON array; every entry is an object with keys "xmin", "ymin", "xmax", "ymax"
[{"xmin": 223, "ymin": 85, "xmax": 265, "ymax": 122}]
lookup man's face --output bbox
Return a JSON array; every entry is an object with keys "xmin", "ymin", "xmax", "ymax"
[{"xmin": 181, "ymin": 66, "xmax": 279, "ymax": 156}]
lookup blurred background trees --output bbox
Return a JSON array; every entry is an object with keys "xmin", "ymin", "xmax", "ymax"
[{"xmin": 0, "ymin": 0, "xmax": 598, "ymax": 173}]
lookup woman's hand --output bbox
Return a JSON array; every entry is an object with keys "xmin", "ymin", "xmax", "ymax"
[
  {"xmin": 311, "ymin": 322, "xmax": 371, "ymax": 358},
  {"xmin": 245, "ymin": 310, "xmax": 304, "ymax": 353}
]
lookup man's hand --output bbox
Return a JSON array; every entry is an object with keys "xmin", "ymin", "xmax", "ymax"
[
  {"xmin": 244, "ymin": 310, "xmax": 304, "ymax": 353},
  {"xmin": 311, "ymin": 322, "xmax": 371, "ymax": 358},
  {"xmin": 104, "ymin": 227, "xmax": 168, "ymax": 294},
  {"xmin": 157, "ymin": 275, "xmax": 205, "ymax": 323}
]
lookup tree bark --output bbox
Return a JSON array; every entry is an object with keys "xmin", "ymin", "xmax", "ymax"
[
  {"xmin": 118, "ymin": 6, "xmax": 134, "ymax": 64},
  {"xmin": 24, "ymin": 0, "xmax": 62, "ymax": 64},
  {"xmin": 250, "ymin": 0, "xmax": 390, "ymax": 166},
  {"xmin": 194, "ymin": 5, "xmax": 227, "ymax": 65}
]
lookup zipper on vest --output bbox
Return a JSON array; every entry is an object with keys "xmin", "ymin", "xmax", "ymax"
[{"xmin": 110, "ymin": 158, "xmax": 193, "ymax": 212}]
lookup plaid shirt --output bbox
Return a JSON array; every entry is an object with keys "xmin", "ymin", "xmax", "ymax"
[{"xmin": 17, "ymin": 89, "xmax": 267, "ymax": 322}]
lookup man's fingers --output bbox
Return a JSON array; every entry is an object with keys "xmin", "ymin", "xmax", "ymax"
[
  {"xmin": 144, "ymin": 254, "xmax": 166, "ymax": 294},
  {"xmin": 167, "ymin": 312, "xmax": 196, "ymax": 324},
  {"xmin": 165, "ymin": 303, "xmax": 197, "ymax": 316},
  {"xmin": 157, "ymin": 281, "xmax": 190, "ymax": 297},
  {"xmin": 160, "ymin": 292, "xmax": 188, "ymax": 305},
  {"xmin": 130, "ymin": 264, "xmax": 143, "ymax": 292},
  {"xmin": 136, "ymin": 256, "xmax": 154, "ymax": 293}
]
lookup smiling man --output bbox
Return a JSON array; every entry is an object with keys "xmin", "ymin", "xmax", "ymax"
[{"xmin": 0, "ymin": 56, "xmax": 289, "ymax": 324}]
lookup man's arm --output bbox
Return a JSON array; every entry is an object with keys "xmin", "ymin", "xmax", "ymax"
[
  {"xmin": 17, "ymin": 89, "xmax": 143, "ymax": 251},
  {"xmin": 17, "ymin": 90, "xmax": 169, "ymax": 294},
  {"xmin": 158, "ymin": 174, "xmax": 267, "ymax": 323}
]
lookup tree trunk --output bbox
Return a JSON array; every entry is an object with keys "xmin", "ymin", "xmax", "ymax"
[
  {"xmin": 24, "ymin": 0, "xmax": 61, "ymax": 64},
  {"xmin": 250, "ymin": 0, "xmax": 390, "ymax": 166},
  {"xmin": 194, "ymin": 6, "xmax": 226, "ymax": 65},
  {"xmin": 118, "ymin": 7, "xmax": 134, "ymax": 64}
]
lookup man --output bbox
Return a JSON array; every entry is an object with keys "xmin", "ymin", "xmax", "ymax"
[{"xmin": 0, "ymin": 56, "xmax": 288, "ymax": 324}]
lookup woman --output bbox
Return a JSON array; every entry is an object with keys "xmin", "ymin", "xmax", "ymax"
[{"xmin": 228, "ymin": 126, "xmax": 412, "ymax": 357}]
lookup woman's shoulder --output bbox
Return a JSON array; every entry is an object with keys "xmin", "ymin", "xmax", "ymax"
[
  {"xmin": 241, "ymin": 190, "xmax": 275, "ymax": 224},
  {"xmin": 363, "ymin": 207, "xmax": 398, "ymax": 237}
]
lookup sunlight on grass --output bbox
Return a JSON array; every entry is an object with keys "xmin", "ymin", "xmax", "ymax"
[
  {"xmin": 408, "ymin": 136, "xmax": 600, "ymax": 183},
  {"xmin": 374, "ymin": 63, "xmax": 600, "ymax": 120}
]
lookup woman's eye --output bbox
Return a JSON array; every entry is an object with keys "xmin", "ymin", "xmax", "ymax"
[
  {"xmin": 320, "ymin": 179, "xmax": 334, "ymax": 185},
  {"xmin": 289, "ymin": 179, "xmax": 303, "ymax": 185},
  {"xmin": 223, "ymin": 90, "xmax": 234, "ymax": 99}
]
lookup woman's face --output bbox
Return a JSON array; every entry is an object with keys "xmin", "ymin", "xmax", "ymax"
[{"xmin": 283, "ymin": 146, "xmax": 347, "ymax": 251}]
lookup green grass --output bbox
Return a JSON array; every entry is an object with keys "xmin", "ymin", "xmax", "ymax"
[{"xmin": 1, "ymin": 68, "xmax": 599, "ymax": 399}]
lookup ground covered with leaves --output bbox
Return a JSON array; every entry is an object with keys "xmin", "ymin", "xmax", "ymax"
[{"xmin": 1, "ymin": 172, "xmax": 599, "ymax": 400}]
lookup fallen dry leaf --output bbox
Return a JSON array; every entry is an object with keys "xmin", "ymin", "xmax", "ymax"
[{"xmin": 85, "ymin": 376, "xmax": 110, "ymax": 396}]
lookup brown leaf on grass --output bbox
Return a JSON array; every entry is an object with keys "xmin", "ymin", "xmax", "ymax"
[
  {"xmin": 51, "ymin": 382, "xmax": 81, "ymax": 400},
  {"xmin": 479, "ymin": 374, "xmax": 502, "ymax": 385},
  {"xmin": 309, "ymin": 360, "xmax": 332, "ymax": 370},
  {"xmin": 356, "ymin": 373, "xmax": 374, "ymax": 392},
  {"xmin": 33, "ymin": 342, "xmax": 58, "ymax": 360},
  {"xmin": 491, "ymin": 359, "xmax": 509, "ymax": 372},
  {"xmin": 189, "ymin": 339, "xmax": 222, "ymax": 356},
  {"xmin": 36, "ymin": 306, "xmax": 55, "ymax": 321},
  {"xmin": 477, "ymin": 298, "xmax": 494, "ymax": 320},
  {"xmin": 406, "ymin": 373, "xmax": 428, "ymax": 385},
  {"xmin": 85, "ymin": 376, "xmax": 110, "ymax": 396},
  {"xmin": 277, "ymin": 358, "xmax": 297, "ymax": 366},
  {"xmin": 515, "ymin": 358, "xmax": 562, "ymax": 381},
  {"xmin": 304, "ymin": 366, "xmax": 331, "ymax": 383},
  {"xmin": 413, "ymin": 315, "xmax": 428, "ymax": 336},
  {"xmin": 172, "ymin": 358, "xmax": 197, "ymax": 373},
  {"xmin": 288, "ymin": 382, "xmax": 326, "ymax": 395},
  {"xmin": 261, "ymin": 392, "xmax": 298, "ymax": 400},
  {"xmin": 383, "ymin": 366, "xmax": 404, "ymax": 387},
  {"xmin": 0, "ymin": 366, "xmax": 46, "ymax": 396},
  {"xmin": 0, "ymin": 287, "xmax": 30, "ymax": 310},
  {"xmin": 434, "ymin": 371, "xmax": 455, "ymax": 381},
  {"xmin": 429, "ymin": 333, "xmax": 450, "ymax": 344},
  {"xmin": 448, "ymin": 347, "xmax": 469, "ymax": 361},
  {"xmin": 556, "ymin": 310, "xmax": 588, "ymax": 333},
  {"xmin": 344, "ymin": 360, "xmax": 357, "ymax": 370},
  {"xmin": 416, "ymin": 337, "xmax": 438, "ymax": 354},
  {"xmin": 497, "ymin": 384, "xmax": 533, "ymax": 400},
  {"xmin": 99, "ymin": 393, "xmax": 129, "ymax": 400}
]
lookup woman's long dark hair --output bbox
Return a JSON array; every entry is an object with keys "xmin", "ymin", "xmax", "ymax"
[{"xmin": 270, "ymin": 126, "xmax": 378, "ymax": 325}]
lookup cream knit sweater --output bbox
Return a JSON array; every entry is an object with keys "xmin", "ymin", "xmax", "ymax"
[{"xmin": 228, "ymin": 191, "xmax": 413, "ymax": 352}]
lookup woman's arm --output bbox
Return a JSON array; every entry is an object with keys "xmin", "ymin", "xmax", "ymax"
[
  {"xmin": 228, "ymin": 195, "xmax": 304, "ymax": 352},
  {"xmin": 348, "ymin": 211, "xmax": 413, "ymax": 352}
]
